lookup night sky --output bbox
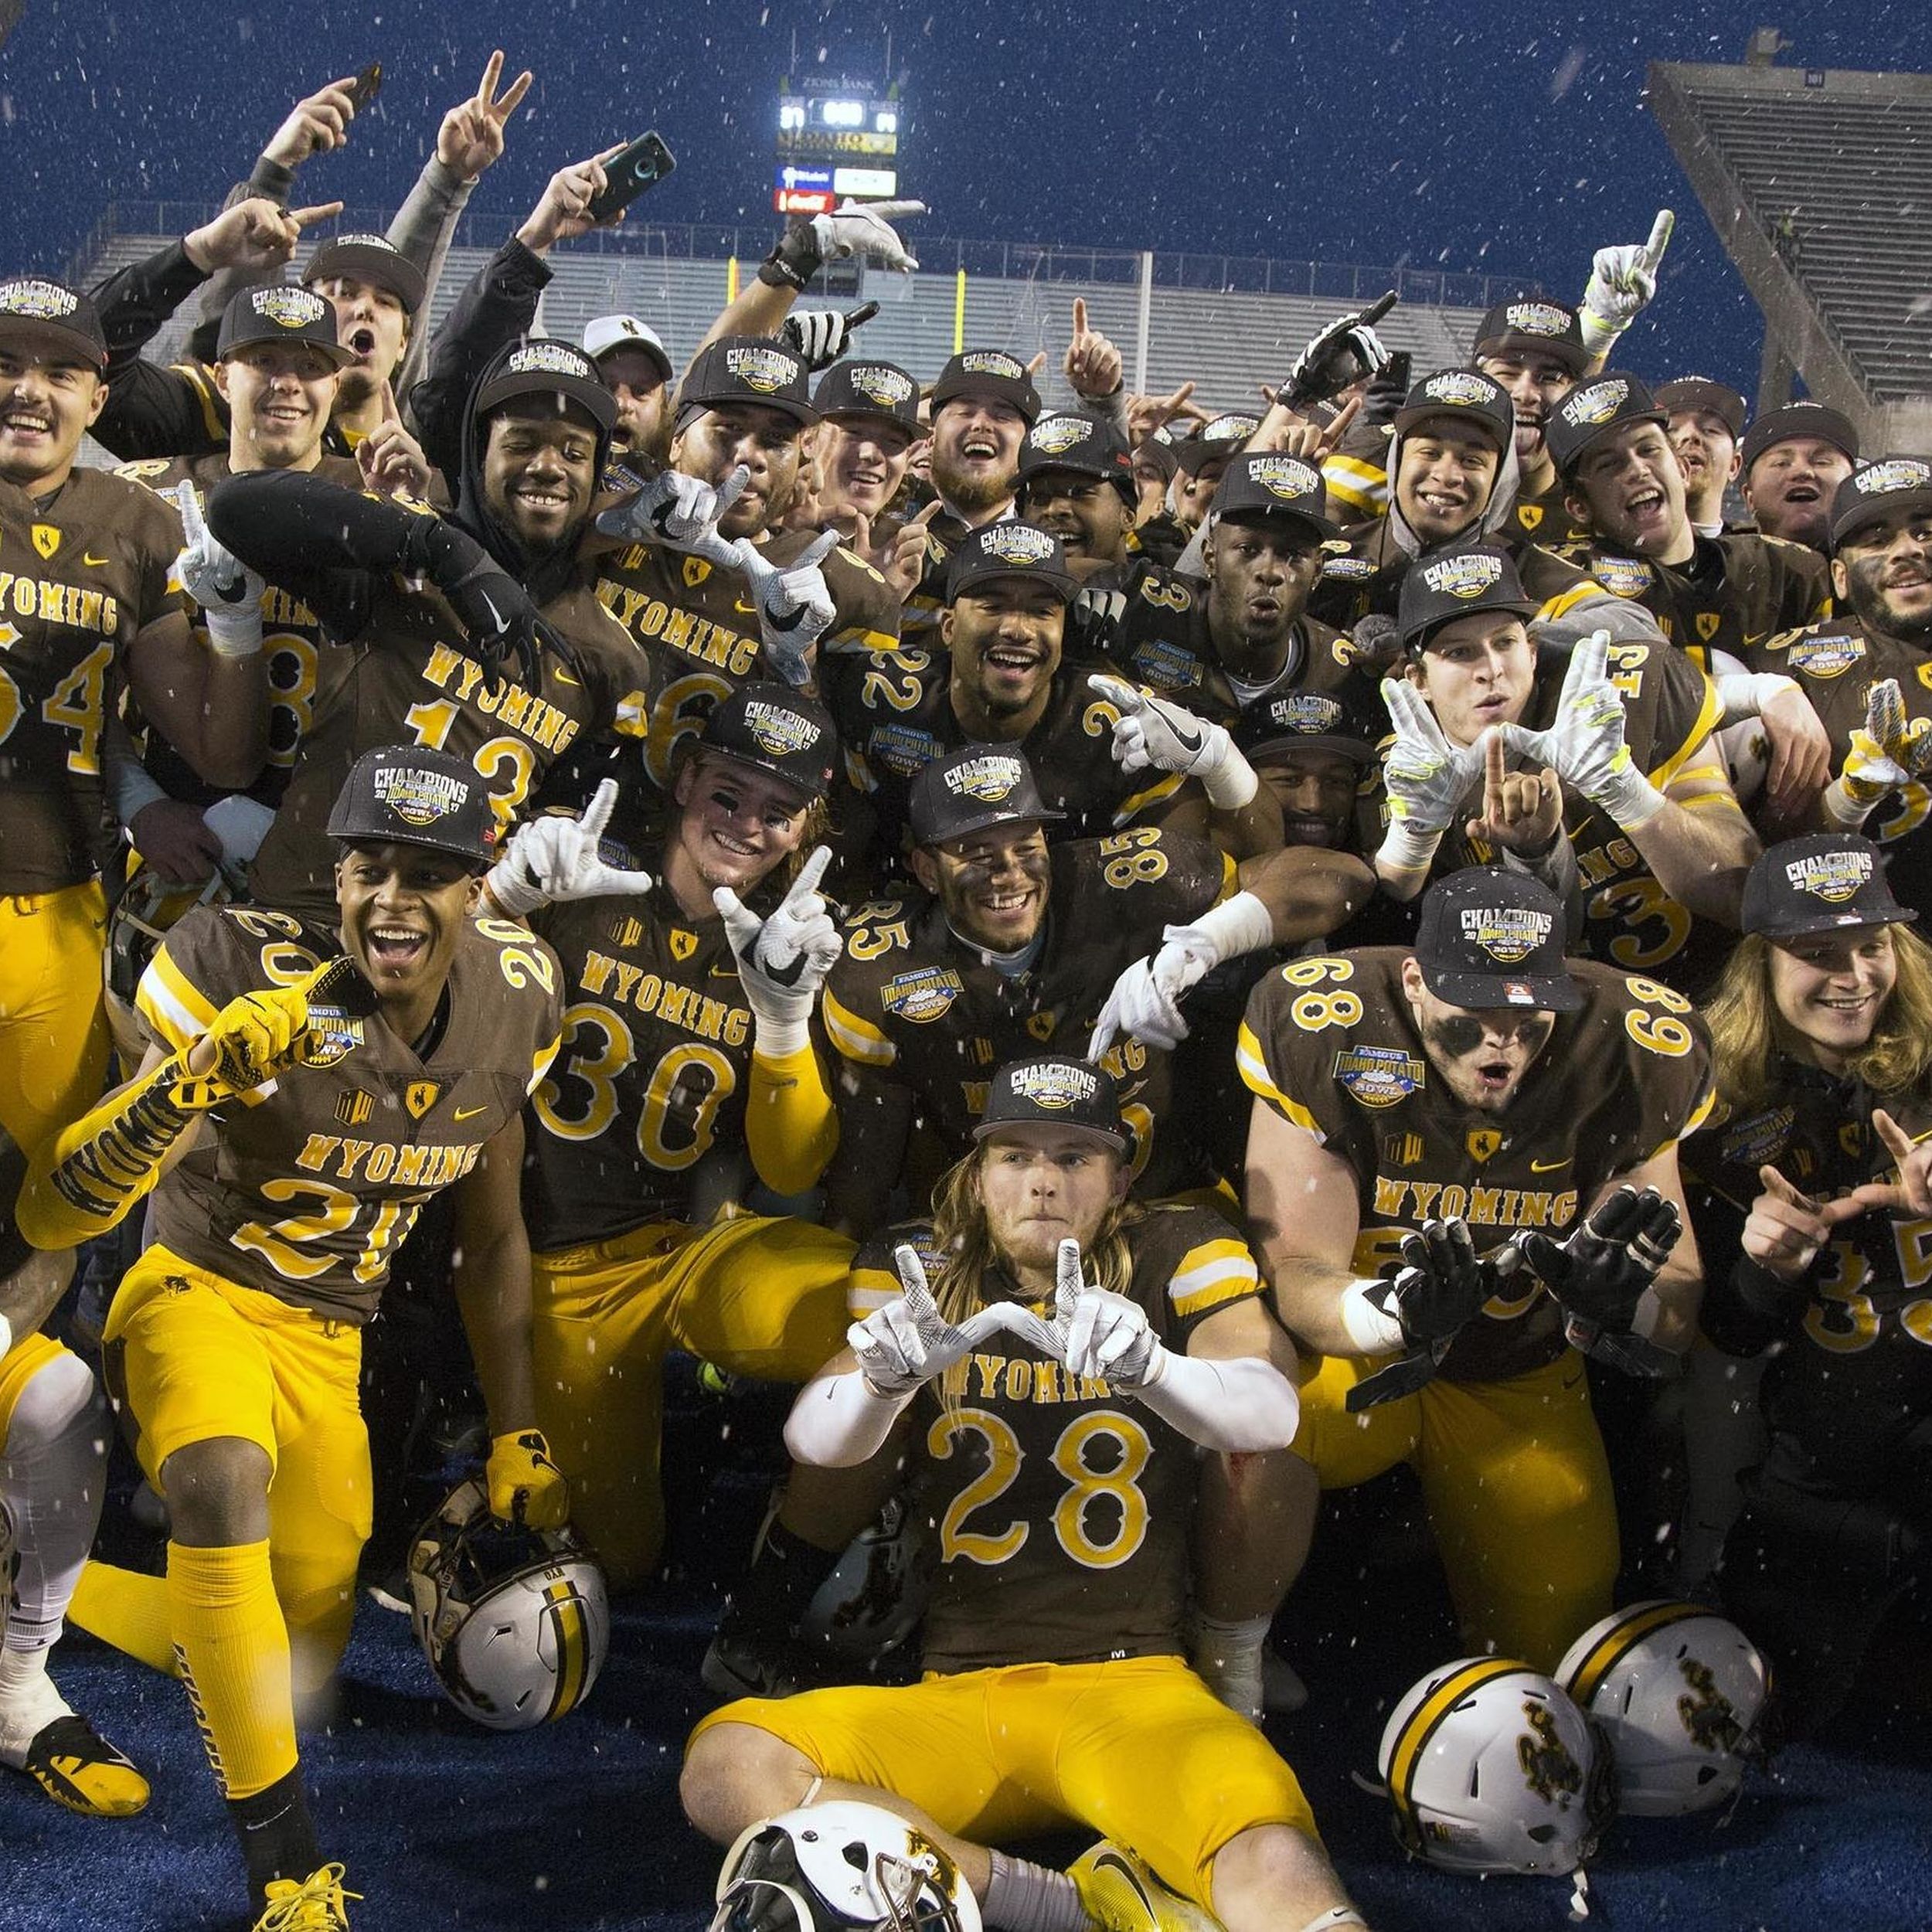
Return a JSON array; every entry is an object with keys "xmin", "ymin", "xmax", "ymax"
[{"xmin": 2, "ymin": 2, "xmax": 1929, "ymax": 396}]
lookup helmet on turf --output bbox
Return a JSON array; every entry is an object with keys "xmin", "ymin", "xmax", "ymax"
[
  {"xmin": 103, "ymin": 865, "xmax": 240, "ymax": 1066},
  {"xmin": 799, "ymin": 1494, "xmax": 932, "ymax": 1663},
  {"xmin": 1558, "ymin": 1600, "xmax": 1769, "ymax": 1815},
  {"xmin": 709, "ymin": 1801, "xmax": 981, "ymax": 1932},
  {"xmin": 1378, "ymin": 1655, "xmax": 1612, "ymax": 1877},
  {"xmin": 406, "ymin": 1477, "xmax": 607, "ymax": 1730}
]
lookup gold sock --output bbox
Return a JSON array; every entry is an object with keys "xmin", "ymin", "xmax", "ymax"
[
  {"xmin": 165, "ymin": 1540, "xmax": 297, "ymax": 1801},
  {"xmin": 66, "ymin": 1562, "xmax": 183, "ymax": 1678}
]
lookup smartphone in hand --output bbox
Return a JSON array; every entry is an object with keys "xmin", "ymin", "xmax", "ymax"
[{"xmin": 587, "ymin": 132, "xmax": 677, "ymax": 224}]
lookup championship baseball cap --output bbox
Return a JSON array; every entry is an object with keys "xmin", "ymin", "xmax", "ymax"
[
  {"xmin": 1472, "ymin": 298, "xmax": 1590, "ymax": 377},
  {"xmin": 1740, "ymin": 400, "xmax": 1860, "ymax": 475},
  {"xmin": 930, "ymin": 349, "xmax": 1041, "ymax": 426},
  {"xmin": 1655, "ymin": 376, "xmax": 1747, "ymax": 440},
  {"xmin": 813, "ymin": 358, "xmax": 921, "ymax": 430},
  {"xmin": 1211, "ymin": 451, "xmax": 1342, "ymax": 542},
  {"xmin": 908, "ymin": 743, "xmax": 1064, "ymax": 846},
  {"xmin": 1396, "ymin": 543, "xmax": 1537, "ymax": 655},
  {"xmin": 1413, "ymin": 869, "xmax": 1583, "ymax": 1012},
  {"xmin": 1543, "ymin": 371, "xmax": 1667, "ymax": 478},
  {"xmin": 1392, "ymin": 368, "xmax": 1515, "ymax": 454},
  {"xmin": 472, "ymin": 338, "xmax": 618, "ymax": 436},
  {"xmin": 302, "ymin": 233, "xmax": 427, "ymax": 315},
  {"xmin": 972, "ymin": 1053, "xmax": 1127, "ymax": 1150},
  {"xmin": 1018, "ymin": 410, "xmax": 1136, "ymax": 504},
  {"xmin": 582, "ymin": 314, "xmax": 674, "ymax": 384},
  {"xmin": 1740, "ymin": 833, "xmax": 1917, "ymax": 938},
  {"xmin": 216, "ymin": 283, "xmax": 352, "ymax": 367},
  {"xmin": 945, "ymin": 521, "xmax": 1078, "ymax": 604},
  {"xmin": 678, "ymin": 335, "xmax": 818, "ymax": 428},
  {"xmin": 0, "ymin": 277, "xmax": 107, "ymax": 370},
  {"xmin": 1236, "ymin": 678, "xmax": 1385, "ymax": 766},
  {"xmin": 1133, "ymin": 430, "xmax": 1181, "ymax": 484},
  {"xmin": 697, "ymin": 681, "xmax": 838, "ymax": 801},
  {"xmin": 1172, "ymin": 413, "xmax": 1260, "ymax": 476},
  {"xmin": 326, "ymin": 746, "xmax": 498, "ymax": 867},
  {"xmin": 1829, "ymin": 456, "xmax": 1932, "ymax": 549}
]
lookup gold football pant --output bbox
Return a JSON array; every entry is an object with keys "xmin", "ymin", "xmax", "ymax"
[
  {"xmin": 532, "ymin": 1214, "xmax": 855, "ymax": 1588},
  {"xmin": 1290, "ymin": 1349, "xmax": 1617, "ymax": 1673},
  {"xmin": 692, "ymin": 1655, "xmax": 1320, "ymax": 1910},
  {"xmin": 0, "ymin": 879, "xmax": 111, "ymax": 1155}
]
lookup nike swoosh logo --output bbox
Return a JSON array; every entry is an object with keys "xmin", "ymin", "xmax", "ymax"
[
  {"xmin": 1093, "ymin": 1852, "xmax": 1159, "ymax": 1919},
  {"xmin": 453, "ymin": 1104, "xmax": 490, "ymax": 1121},
  {"xmin": 553, "ymin": 668, "xmax": 580, "ymax": 686},
  {"xmin": 1165, "ymin": 713, "xmax": 1204, "ymax": 753},
  {"xmin": 83, "ymin": 552, "xmax": 111, "ymax": 566},
  {"xmin": 1530, "ymin": 1157, "xmax": 1570, "ymax": 1172}
]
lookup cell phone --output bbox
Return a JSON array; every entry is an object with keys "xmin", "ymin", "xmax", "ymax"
[
  {"xmin": 1382, "ymin": 350, "xmax": 1412, "ymax": 392},
  {"xmin": 345, "ymin": 61, "xmax": 383, "ymax": 107},
  {"xmin": 586, "ymin": 131, "xmax": 677, "ymax": 225}
]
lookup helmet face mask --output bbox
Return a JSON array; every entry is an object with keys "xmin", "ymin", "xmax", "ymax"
[
  {"xmin": 407, "ymin": 1478, "xmax": 609, "ymax": 1730},
  {"xmin": 104, "ymin": 866, "xmax": 239, "ymax": 1066}
]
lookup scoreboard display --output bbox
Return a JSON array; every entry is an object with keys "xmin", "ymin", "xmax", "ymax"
[{"xmin": 774, "ymin": 79, "xmax": 903, "ymax": 215}]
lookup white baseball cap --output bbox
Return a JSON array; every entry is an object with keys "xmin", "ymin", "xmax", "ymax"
[{"xmin": 582, "ymin": 314, "xmax": 672, "ymax": 382}]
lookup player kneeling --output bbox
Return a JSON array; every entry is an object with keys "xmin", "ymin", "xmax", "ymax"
[{"xmin": 681, "ymin": 1054, "xmax": 1372, "ymax": 1932}]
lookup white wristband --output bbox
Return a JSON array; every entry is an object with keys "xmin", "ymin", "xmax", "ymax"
[
  {"xmin": 1339, "ymin": 1279, "xmax": 1405, "ymax": 1355},
  {"xmin": 202, "ymin": 605, "xmax": 264, "ymax": 658},
  {"xmin": 1714, "ymin": 671, "xmax": 1798, "ymax": 726},
  {"xmin": 107, "ymin": 753, "xmax": 172, "ymax": 828},
  {"xmin": 1821, "ymin": 777, "xmax": 1879, "ymax": 828},
  {"xmin": 482, "ymin": 860, "xmax": 546, "ymax": 920},
  {"xmin": 1185, "ymin": 889, "xmax": 1275, "ymax": 965},
  {"xmin": 1376, "ymin": 820, "xmax": 1444, "ymax": 877},
  {"xmin": 1594, "ymin": 762, "xmax": 1668, "ymax": 832},
  {"xmin": 752, "ymin": 1011, "xmax": 812, "ymax": 1060},
  {"xmin": 1202, "ymin": 743, "xmax": 1260, "ymax": 811},
  {"xmin": 0, "ymin": 1311, "xmax": 13, "ymax": 1359}
]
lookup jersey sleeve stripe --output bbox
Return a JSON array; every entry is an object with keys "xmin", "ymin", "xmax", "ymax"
[
  {"xmin": 1321, "ymin": 454, "xmax": 1387, "ymax": 521},
  {"xmin": 1114, "ymin": 770, "xmax": 1185, "ymax": 824},
  {"xmin": 134, "ymin": 950, "xmax": 219, "ymax": 1050},
  {"xmin": 846, "ymin": 1266, "xmax": 903, "ymax": 1318},
  {"xmin": 821, "ymin": 988, "xmax": 896, "ymax": 1066},
  {"xmin": 1168, "ymin": 1240, "xmax": 1261, "ymax": 1318},
  {"xmin": 1235, "ymin": 1022, "xmax": 1325, "ymax": 1138},
  {"xmin": 1648, "ymin": 675, "xmax": 1724, "ymax": 790},
  {"xmin": 528, "ymin": 1034, "xmax": 562, "ymax": 1097},
  {"xmin": 1648, "ymin": 1079, "xmax": 1718, "ymax": 1160}
]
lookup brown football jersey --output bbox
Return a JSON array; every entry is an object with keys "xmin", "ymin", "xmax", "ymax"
[
  {"xmin": 821, "ymin": 830, "xmax": 1233, "ymax": 1195},
  {"xmin": 114, "ymin": 452, "xmax": 364, "ymax": 809},
  {"xmin": 1239, "ymin": 948, "xmax": 1714, "ymax": 1381},
  {"xmin": 247, "ymin": 558, "xmax": 650, "ymax": 917},
  {"xmin": 1748, "ymin": 615, "xmax": 1932, "ymax": 914},
  {"xmin": 1309, "ymin": 518, "xmax": 1600, "ymax": 632},
  {"xmin": 135, "ymin": 904, "xmax": 563, "ymax": 1323},
  {"xmin": 522, "ymin": 876, "xmax": 761, "ymax": 1251},
  {"xmin": 0, "ymin": 468, "xmax": 189, "ymax": 892},
  {"xmin": 590, "ymin": 529, "xmax": 901, "ymax": 788},
  {"xmin": 849, "ymin": 1202, "xmax": 1264, "ymax": 1673},
  {"xmin": 1505, "ymin": 475, "xmax": 1593, "ymax": 550}
]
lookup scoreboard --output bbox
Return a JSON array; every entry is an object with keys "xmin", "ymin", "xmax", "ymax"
[{"xmin": 774, "ymin": 78, "xmax": 904, "ymax": 215}]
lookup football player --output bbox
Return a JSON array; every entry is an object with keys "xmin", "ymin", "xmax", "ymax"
[
  {"xmin": 1374, "ymin": 543, "xmax": 1759, "ymax": 992},
  {"xmin": 1470, "ymin": 298, "xmax": 1594, "ymax": 547},
  {"xmin": 582, "ymin": 314, "xmax": 675, "ymax": 466},
  {"xmin": 1656, "ymin": 376, "xmax": 1749, "ymax": 539},
  {"xmin": 1687, "ymin": 835, "xmax": 1932, "ymax": 1730},
  {"xmin": 203, "ymin": 338, "xmax": 650, "ymax": 915},
  {"xmin": 18, "ymin": 747, "xmax": 566, "ymax": 1930},
  {"xmin": 488, "ymin": 685, "xmax": 856, "ymax": 1587},
  {"xmin": 681, "ymin": 1054, "xmax": 1372, "ymax": 1932},
  {"xmin": 1750, "ymin": 460, "xmax": 1932, "ymax": 916},
  {"xmin": 1240, "ymin": 867, "xmax": 1715, "ymax": 1669},
  {"xmin": 1738, "ymin": 401, "xmax": 1861, "ymax": 553},
  {"xmin": 1015, "ymin": 406, "xmax": 1140, "ymax": 572},
  {"xmin": 804, "ymin": 357, "xmax": 927, "ymax": 543}
]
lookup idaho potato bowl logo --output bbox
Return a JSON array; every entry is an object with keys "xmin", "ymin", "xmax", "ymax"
[
  {"xmin": 1422, "ymin": 371, "xmax": 1496, "ymax": 409},
  {"xmin": 944, "ymin": 753, "xmax": 1026, "ymax": 803},
  {"xmin": 743, "ymin": 699, "xmax": 821, "ymax": 758},
  {"xmin": 0, "ymin": 277, "xmax": 80, "ymax": 320},
  {"xmin": 979, "ymin": 524, "xmax": 1056, "ymax": 567},
  {"xmin": 506, "ymin": 341, "xmax": 596, "ymax": 383},
  {"xmin": 1854, "ymin": 457, "xmax": 1932, "ymax": 497},
  {"xmin": 1421, "ymin": 552, "xmax": 1505, "ymax": 600},
  {"xmin": 1249, "ymin": 454, "xmax": 1321, "ymax": 502},
  {"xmin": 1262, "ymin": 692, "xmax": 1343, "ymax": 736},
  {"xmin": 253, "ymin": 285, "xmax": 328, "ymax": 330},
  {"xmin": 1200, "ymin": 413, "xmax": 1260, "ymax": 444},
  {"xmin": 1564, "ymin": 379, "xmax": 1630, "ymax": 428},
  {"xmin": 1009, "ymin": 1061, "xmax": 1097, "ymax": 1110},
  {"xmin": 374, "ymin": 765, "xmax": 469, "ymax": 827},
  {"xmin": 725, "ymin": 344, "xmax": 801, "ymax": 393},
  {"xmin": 850, "ymin": 364, "xmax": 913, "ymax": 409},
  {"xmin": 1030, "ymin": 415, "xmax": 1093, "ymax": 457},
  {"xmin": 1786, "ymin": 847, "xmax": 1874, "ymax": 903},
  {"xmin": 1504, "ymin": 301, "xmax": 1571, "ymax": 338},
  {"xmin": 1461, "ymin": 903, "xmax": 1552, "ymax": 964},
  {"xmin": 960, "ymin": 349, "xmax": 1025, "ymax": 379}
]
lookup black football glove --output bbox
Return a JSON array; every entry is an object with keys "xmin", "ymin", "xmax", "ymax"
[
  {"xmin": 1278, "ymin": 291, "xmax": 1397, "ymax": 414},
  {"xmin": 1357, "ymin": 349, "xmax": 1411, "ymax": 430},
  {"xmin": 1346, "ymin": 1219, "xmax": 1520, "ymax": 1411},
  {"xmin": 1066, "ymin": 586, "xmax": 1128, "ymax": 659},
  {"xmin": 1520, "ymin": 1185, "xmax": 1683, "ymax": 1376},
  {"xmin": 405, "ymin": 519, "xmax": 555, "ymax": 696}
]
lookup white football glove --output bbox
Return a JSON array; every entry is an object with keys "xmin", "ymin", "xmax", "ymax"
[
  {"xmin": 596, "ymin": 464, "xmax": 747, "ymax": 568},
  {"xmin": 1578, "ymin": 209, "xmax": 1674, "ymax": 358},
  {"xmin": 1087, "ymin": 672, "xmax": 1257, "ymax": 808},
  {"xmin": 1088, "ymin": 954, "xmax": 1189, "ymax": 1060},
  {"xmin": 713, "ymin": 845, "xmax": 844, "ymax": 1056},
  {"xmin": 809, "ymin": 199, "xmax": 924, "ymax": 274},
  {"xmin": 1376, "ymin": 676, "xmax": 1490, "ymax": 873},
  {"xmin": 1823, "ymin": 678, "xmax": 1932, "ymax": 826},
  {"xmin": 732, "ymin": 530, "xmax": 839, "ymax": 689},
  {"xmin": 174, "ymin": 484, "xmax": 264, "ymax": 657},
  {"xmin": 1053, "ymin": 1239, "xmax": 1165, "ymax": 1390},
  {"xmin": 1501, "ymin": 631, "xmax": 1664, "ymax": 830},
  {"xmin": 486, "ymin": 779, "xmax": 657, "ymax": 917},
  {"xmin": 849, "ymin": 1243, "xmax": 1001, "ymax": 1397}
]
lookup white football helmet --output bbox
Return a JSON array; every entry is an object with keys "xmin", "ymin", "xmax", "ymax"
[
  {"xmin": 1378, "ymin": 1656, "xmax": 1612, "ymax": 1878},
  {"xmin": 710, "ymin": 1801, "xmax": 981, "ymax": 1932},
  {"xmin": 407, "ymin": 1478, "xmax": 608, "ymax": 1730},
  {"xmin": 800, "ymin": 1493, "xmax": 931, "ymax": 1662},
  {"xmin": 1558, "ymin": 1600, "xmax": 1769, "ymax": 1815}
]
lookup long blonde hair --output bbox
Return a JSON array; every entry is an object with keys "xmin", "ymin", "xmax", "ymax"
[{"xmin": 1703, "ymin": 923, "xmax": 1932, "ymax": 1113}]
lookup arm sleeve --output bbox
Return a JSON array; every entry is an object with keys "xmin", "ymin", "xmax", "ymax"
[
  {"xmin": 1137, "ymin": 1350, "xmax": 1300, "ymax": 1452},
  {"xmin": 746, "ymin": 1043, "xmax": 840, "ymax": 1196},
  {"xmin": 385, "ymin": 155, "xmax": 479, "ymax": 413},
  {"xmin": 783, "ymin": 1369, "xmax": 916, "ymax": 1468},
  {"xmin": 88, "ymin": 240, "xmax": 227, "ymax": 461}
]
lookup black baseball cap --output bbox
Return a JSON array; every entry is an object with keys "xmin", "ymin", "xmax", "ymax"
[
  {"xmin": 909, "ymin": 743, "xmax": 1064, "ymax": 846},
  {"xmin": 1396, "ymin": 543, "xmax": 1537, "ymax": 655},
  {"xmin": 1212, "ymin": 451, "xmax": 1342, "ymax": 542},
  {"xmin": 472, "ymin": 338, "xmax": 619, "ymax": 437},
  {"xmin": 1172, "ymin": 413, "xmax": 1259, "ymax": 476},
  {"xmin": 813, "ymin": 359, "xmax": 921, "ymax": 430},
  {"xmin": 1741, "ymin": 833, "xmax": 1917, "ymax": 938},
  {"xmin": 1133, "ymin": 431, "xmax": 1180, "ymax": 484},
  {"xmin": 973, "ymin": 1053, "xmax": 1126, "ymax": 1150},
  {"xmin": 1830, "ymin": 457, "xmax": 1932, "ymax": 550},
  {"xmin": 945, "ymin": 521, "xmax": 1078, "ymax": 604},
  {"xmin": 1413, "ymin": 869, "xmax": 1583, "ymax": 1012},
  {"xmin": 327, "ymin": 746, "xmax": 498, "ymax": 868},
  {"xmin": 1655, "ymin": 376, "xmax": 1747, "ymax": 440},
  {"xmin": 679, "ymin": 335, "xmax": 818, "ymax": 428},
  {"xmin": 216, "ymin": 283, "xmax": 352, "ymax": 367},
  {"xmin": 1543, "ymin": 372, "xmax": 1668, "ymax": 478},
  {"xmin": 1236, "ymin": 678, "xmax": 1385, "ymax": 765},
  {"xmin": 1740, "ymin": 400, "xmax": 1859, "ymax": 475},
  {"xmin": 930, "ymin": 349, "xmax": 1041, "ymax": 426},
  {"xmin": 303, "ymin": 232, "xmax": 427, "ymax": 315},
  {"xmin": 698, "ymin": 682, "xmax": 838, "ymax": 801},
  {"xmin": 1019, "ymin": 410, "xmax": 1137, "ymax": 505},
  {"xmin": 1392, "ymin": 368, "xmax": 1515, "ymax": 454},
  {"xmin": 0, "ymin": 277, "xmax": 107, "ymax": 370},
  {"xmin": 1473, "ymin": 298, "xmax": 1590, "ymax": 377}
]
